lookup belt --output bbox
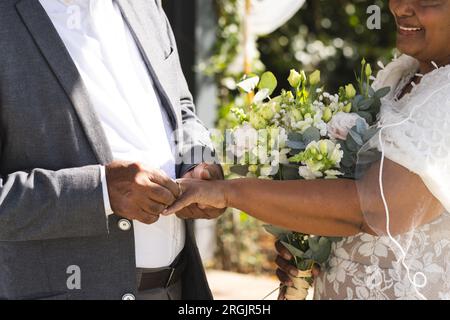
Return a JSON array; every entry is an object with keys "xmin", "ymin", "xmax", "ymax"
[{"xmin": 137, "ymin": 253, "xmax": 186, "ymax": 291}]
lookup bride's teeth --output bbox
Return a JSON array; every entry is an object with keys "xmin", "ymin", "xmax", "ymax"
[{"xmin": 399, "ymin": 26, "xmax": 422, "ymax": 31}]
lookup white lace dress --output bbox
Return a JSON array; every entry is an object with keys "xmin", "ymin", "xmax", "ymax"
[{"xmin": 314, "ymin": 55, "xmax": 450, "ymax": 300}]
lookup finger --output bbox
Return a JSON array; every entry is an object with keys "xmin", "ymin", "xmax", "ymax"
[
  {"xmin": 192, "ymin": 163, "xmax": 211, "ymax": 180},
  {"xmin": 140, "ymin": 198, "xmax": 166, "ymax": 215},
  {"xmin": 147, "ymin": 169, "xmax": 179, "ymax": 197},
  {"xmin": 275, "ymin": 255, "xmax": 299, "ymax": 277},
  {"xmin": 312, "ymin": 264, "xmax": 321, "ymax": 279},
  {"xmin": 136, "ymin": 209, "xmax": 160, "ymax": 225},
  {"xmin": 146, "ymin": 181, "xmax": 176, "ymax": 206},
  {"xmin": 198, "ymin": 204, "xmax": 215, "ymax": 210},
  {"xmin": 175, "ymin": 205, "xmax": 201, "ymax": 219},
  {"xmin": 275, "ymin": 240, "xmax": 293, "ymax": 260},
  {"xmin": 277, "ymin": 285, "xmax": 287, "ymax": 300},
  {"xmin": 276, "ymin": 268, "xmax": 293, "ymax": 287},
  {"xmin": 181, "ymin": 170, "xmax": 194, "ymax": 179},
  {"xmin": 163, "ymin": 192, "xmax": 195, "ymax": 216}
]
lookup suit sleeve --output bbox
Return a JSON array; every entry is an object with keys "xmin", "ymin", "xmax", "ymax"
[
  {"xmin": 156, "ymin": 2, "xmax": 219, "ymax": 178},
  {"xmin": 0, "ymin": 161, "xmax": 109, "ymax": 241}
]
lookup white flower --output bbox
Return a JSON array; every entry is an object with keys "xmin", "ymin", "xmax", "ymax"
[
  {"xmin": 325, "ymin": 169, "xmax": 344, "ymax": 179},
  {"xmin": 298, "ymin": 166, "xmax": 323, "ymax": 180},
  {"xmin": 232, "ymin": 123, "xmax": 258, "ymax": 157},
  {"xmin": 327, "ymin": 112, "xmax": 368, "ymax": 140},
  {"xmin": 260, "ymin": 165, "xmax": 278, "ymax": 177}
]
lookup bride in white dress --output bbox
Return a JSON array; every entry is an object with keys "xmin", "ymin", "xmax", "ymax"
[{"xmin": 163, "ymin": 0, "xmax": 450, "ymax": 299}]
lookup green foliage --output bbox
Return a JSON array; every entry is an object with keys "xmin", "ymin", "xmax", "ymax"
[{"xmin": 258, "ymin": 0, "xmax": 396, "ymax": 93}]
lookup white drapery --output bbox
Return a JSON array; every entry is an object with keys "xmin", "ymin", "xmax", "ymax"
[
  {"xmin": 228, "ymin": 0, "xmax": 306, "ymax": 74},
  {"xmin": 248, "ymin": 0, "xmax": 306, "ymax": 36}
]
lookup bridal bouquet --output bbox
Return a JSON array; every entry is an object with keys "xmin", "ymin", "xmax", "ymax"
[{"xmin": 225, "ymin": 60, "xmax": 389, "ymax": 299}]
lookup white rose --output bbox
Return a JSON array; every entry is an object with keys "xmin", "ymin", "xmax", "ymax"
[{"xmin": 327, "ymin": 112, "xmax": 368, "ymax": 141}]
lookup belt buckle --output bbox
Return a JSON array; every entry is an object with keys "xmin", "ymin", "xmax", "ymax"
[{"xmin": 165, "ymin": 268, "xmax": 175, "ymax": 288}]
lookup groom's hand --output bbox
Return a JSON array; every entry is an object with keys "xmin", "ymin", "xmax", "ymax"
[
  {"xmin": 175, "ymin": 163, "xmax": 226, "ymax": 220},
  {"xmin": 106, "ymin": 160, "xmax": 179, "ymax": 224}
]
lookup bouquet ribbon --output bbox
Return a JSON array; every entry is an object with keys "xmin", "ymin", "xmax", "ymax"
[{"xmin": 284, "ymin": 269, "xmax": 312, "ymax": 300}]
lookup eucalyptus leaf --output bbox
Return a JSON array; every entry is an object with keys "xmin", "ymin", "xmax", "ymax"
[
  {"xmin": 308, "ymin": 237, "xmax": 321, "ymax": 252},
  {"xmin": 280, "ymin": 164, "xmax": 301, "ymax": 180},
  {"xmin": 263, "ymin": 224, "xmax": 290, "ymax": 238},
  {"xmin": 352, "ymin": 95, "xmax": 364, "ymax": 111},
  {"xmin": 362, "ymin": 127, "xmax": 379, "ymax": 142},
  {"xmin": 355, "ymin": 119, "xmax": 368, "ymax": 135},
  {"xmin": 341, "ymin": 152, "xmax": 355, "ymax": 168},
  {"xmin": 357, "ymin": 111, "xmax": 373, "ymax": 124},
  {"xmin": 258, "ymin": 72, "xmax": 278, "ymax": 96},
  {"xmin": 302, "ymin": 127, "xmax": 321, "ymax": 145},
  {"xmin": 358, "ymin": 98, "xmax": 374, "ymax": 111},
  {"xmin": 310, "ymin": 244, "xmax": 332, "ymax": 264},
  {"xmin": 345, "ymin": 135, "xmax": 359, "ymax": 152},
  {"xmin": 281, "ymin": 241, "xmax": 305, "ymax": 259},
  {"xmin": 374, "ymin": 86, "xmax": 390, "ymax": 99},
  {"xmin": 288, "ymin": 132, "xmax": 303, "ymax": 142},
  {"xmin": 229, "ymin": 165, "xmax": 249, "ymax": 176},
  {"xmin": 287, "ymin": 140, "xmax": 306, "ymax": 150},
  {"xmin": 348, "ymin": 129, "xmax": 364, "ymax": 146},
  {"xmin": 318, "ymin": 237, "xmax": 331, "ymax": 247}
]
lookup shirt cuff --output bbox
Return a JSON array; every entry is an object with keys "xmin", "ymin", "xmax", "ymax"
[{"xmin": 100, "ymin": 165, "xmax": 114, "ymax": 217}]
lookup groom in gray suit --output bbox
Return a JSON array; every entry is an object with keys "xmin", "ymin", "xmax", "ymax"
[{"xmin": 0, "ymin": 0, "xmax": 223, "ymax": 300}]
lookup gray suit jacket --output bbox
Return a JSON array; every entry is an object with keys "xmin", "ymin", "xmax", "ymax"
[{"xmin": 0, "ymin": 0, "xmax": 214, "ymax": 300}]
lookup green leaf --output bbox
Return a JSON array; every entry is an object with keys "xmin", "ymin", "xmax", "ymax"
[
  {"xmin": 352, "ymin": 95, "xmax": 364, "ymax": 111},
  {"xmin": 308, "ymin": 237, "xmax": 320, "ymax": 252},
  {"xmin": 302, "ymin": 127, "xmax": 321, "ymax": 145},
  {"xmin": 341, "ymin": 151, "xmax": 355, "ymax": 168},
  {"xmin": 348, "ymin": 129, "xmax": 364, "ymax": 146},
  {"xmin": 362, "ymin": 127, "xmax": 379, "ymax": 142},
  {"xmin": 258, "ymin": 72, "xmax": 278, "ymax": 96},
  {"xmin": 355, "ymin": 119, "xmax": 368, "ymax": 135},
  {"xmin": 358, "ymin": 98, "xmax": 374, "ymax": 111},
  {"xmin": 237, "ymin": 76, "xmax": 259, "ymax": 93},
  {"xmin": 281, "ymin": 241, "xmax": 305, "ymax": 259},
  {"xmin": 288, "ymin": 132, "xmax": 303, "ymax": 142},
  {"xmin": 345, "ymin": 135, "xmax": 359, "ymax": 152},
  {"xmin": 374, "ymin": 86, "xmax": 390, "ymax": 99},
  {"xmin": 280, "ymin": 164, "xmax": 301, "ymax": 180},
  {"xmin": 286, "ymin": 140, "xmax": 306, "ymax": 150},
  {"xmin": 263, "ymin": 225, "xmax": 290, "ymax": 238},
  {"xmin": 229, "ymin": 165, "xmax": 249, "ymax": 176},
  {"xmin": 310, "ymin": 244, "xmax": 332, "ymax": 264},
  {"xmin": 357, "ymin": 111, "xmax": 373, "ymax": 124}
]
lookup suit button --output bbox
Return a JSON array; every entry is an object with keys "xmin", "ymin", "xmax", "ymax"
[
  {"xmin": 122, "ymin": 293, "xmax": 135, "ymax": 300},
  {"xmin": 118, "ymin": 219, "xmax": 132, "ymax": 231}
]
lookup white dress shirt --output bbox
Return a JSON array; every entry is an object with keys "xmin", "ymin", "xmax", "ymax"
[{"xmin": 39, "ymin": 0, "xmax": 185, "ymax": 268}]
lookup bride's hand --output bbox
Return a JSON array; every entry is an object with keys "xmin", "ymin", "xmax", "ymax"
[{"xmin": 162, "ymin": 178, "xmax": 228, "ymax": 216}]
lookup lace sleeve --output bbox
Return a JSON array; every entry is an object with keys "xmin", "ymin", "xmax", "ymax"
[{"xmin": 376, "ymin": 83, "xmax": 450, "ymax": 212}]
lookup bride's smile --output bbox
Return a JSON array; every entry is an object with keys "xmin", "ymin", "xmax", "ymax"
[{"xmin": 390, "ymin": 0, "xmax": 450, "ymax": 74}]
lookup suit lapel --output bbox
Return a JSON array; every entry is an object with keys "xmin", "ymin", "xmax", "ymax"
[
  {"xmin": 115, "ymin": 0, "xmax": 179, "ymax": 128},
  {"xmin": 16, "ymin": 0, "xmax": 113, "ymax": 164}
]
